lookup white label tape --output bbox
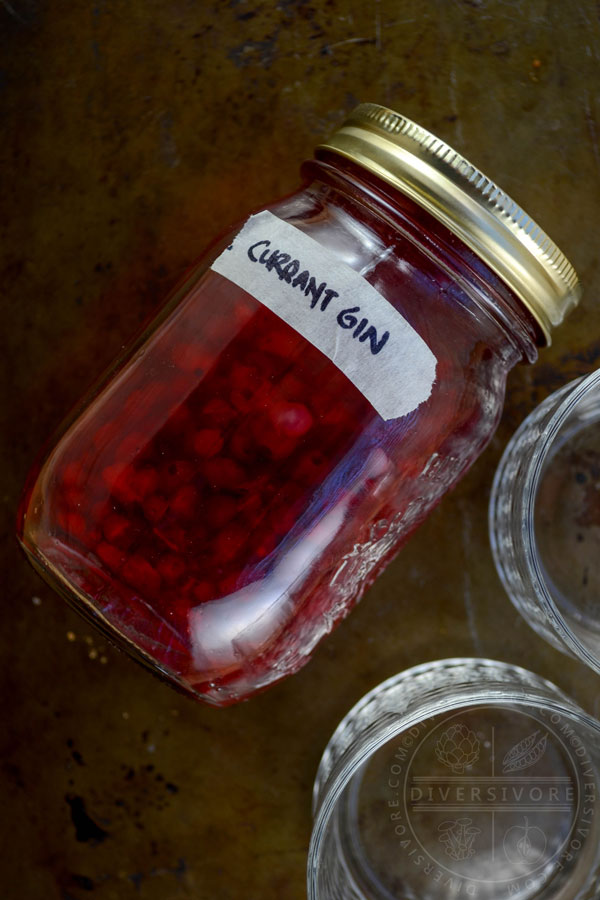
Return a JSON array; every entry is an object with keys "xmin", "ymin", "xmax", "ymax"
[{"xmin": 211, "ymin": 210, "xmax": 437, "ymax": 420}]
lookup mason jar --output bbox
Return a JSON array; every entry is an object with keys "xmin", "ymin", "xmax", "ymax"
[{"xmin": 18, "ymin": 104, "xmax": 580, "ymax": 705}]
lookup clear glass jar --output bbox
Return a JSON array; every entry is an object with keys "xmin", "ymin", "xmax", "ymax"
[
  {"xmin": 309, "ymin": 658, "xmax": 600, "ymax": 900},
  {"xmin": 489, "ymin": 369, "xmax": 600, "ymax": 672},
  {"xmin": 17, "ymin": 105, "xmax": 580, "ymax": 705}
]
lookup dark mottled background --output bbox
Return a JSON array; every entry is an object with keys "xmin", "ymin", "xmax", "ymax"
[{"xmin": 2, "ymin": 1, "xmax": 600, "ymax": 897}]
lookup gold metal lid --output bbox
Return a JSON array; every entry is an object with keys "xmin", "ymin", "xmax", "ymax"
[{"xmin": 318, "ymin": 103, "xmax": 580, "ymax": 343}]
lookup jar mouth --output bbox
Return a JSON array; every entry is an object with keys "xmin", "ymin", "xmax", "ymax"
[
  {"xmin": 319, "ymin": 104, "xmax": 581, "ymax": 344},
  {"xmin": 489, "ymin": 368, "xmax": 600, "ymax": 673},
  {"xmin": 310, "ymin": 657, "xmax": 576, "ymax": 817},
  {"xmin": 308, "ymin": 657, "xmax": 600, "ymax": 900}
]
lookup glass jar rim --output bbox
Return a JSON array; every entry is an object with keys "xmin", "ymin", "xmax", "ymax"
[
  {"xmin": 492, "ymin": 368, "xmax": 600, "ymax": 672},
  {"xmin": 307, "ymin": 657, "xmax": 600, "ymax": 899}
]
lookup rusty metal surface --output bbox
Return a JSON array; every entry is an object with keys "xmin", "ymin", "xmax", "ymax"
[{"xmin": 2, "ymin": 2, "xmax": 600, "ymax": 897}]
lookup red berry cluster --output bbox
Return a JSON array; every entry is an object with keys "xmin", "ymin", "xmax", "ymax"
[{"xmin": 44, "ymin": 288, "xmax": 371, "ymax": 664}]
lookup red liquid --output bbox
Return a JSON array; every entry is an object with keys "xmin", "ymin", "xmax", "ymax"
[{"xmin": 18, "ymin": 164, "xmax": 537, "ymax": 704}]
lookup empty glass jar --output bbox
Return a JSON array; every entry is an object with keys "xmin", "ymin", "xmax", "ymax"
[
  {"xmin": 309, "ymin": 658, "xmax": 600, "ymax": 900},
  {"xmin": 490, "ymin": 369, "xmax": 600, "ymax": 671}
]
